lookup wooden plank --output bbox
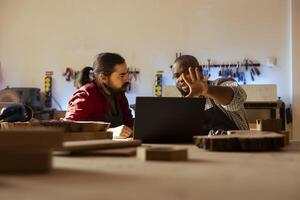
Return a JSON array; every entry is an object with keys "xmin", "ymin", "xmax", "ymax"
[
  {"xmin": 65, "ymin": 147, "xmax": 137, "ymax": 156},
  {"xmin": 1, "ymin": 121, "xmax": 111, "ymax": 132},
  {"xmin": 137, "ymin": 146, "xmax": 188, "ymax": 161},
  {"xmin": 41, "ymin": 120, "xmax": 110, "ymax": 132},
  {"xmin": 57, "ymin": 139, "xmax": 142, "ymax": 152},
  {"xmin": 1, "ymin": 123, "xmax": 114, "ymax": 144},
  {"xmin": 1, "ymin": 121, "xmax": 41, "ymax": 130}
]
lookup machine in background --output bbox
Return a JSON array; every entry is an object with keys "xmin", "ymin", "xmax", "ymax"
[{"xmin": 0, "ymin": 87, "xmax": 54, "ymax": 120}]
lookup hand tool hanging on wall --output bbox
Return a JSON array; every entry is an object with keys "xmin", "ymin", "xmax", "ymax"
[
  {"xmin": 127, "ymin": 67, "xmax": 140, "ymax": 93},
  {"xmin": 175, "ymin": 52, "xmax": 183, "ymax": 59},
  {"xmin": 63, "ymin": 67, "xmax": 80, "ymax": 88},
  {"xmin": 212, "ymin": 58, "xmax": 261, "ymax": 84},
  {"xmin": 250, "ymin": 60, "xmax": 261, "ymax": 76},
  {"xmin": 202, "ymin": 59, "xmax": 211, "ymax": 77},
  {"xmin": 250, "ymin": 68, "xmax": 255, "ymax": 81},
  {"xmin": 244, "ymin": 58, "xmax": 249, "ymax": 71},
  {"xmin": 63, "ymin": 67, "xmax": 74, "ymax": 81}
]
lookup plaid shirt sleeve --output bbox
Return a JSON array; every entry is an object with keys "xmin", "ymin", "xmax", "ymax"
[
  {"xmin": 205, "ymin": 78, "xmax": 249, "ymax": 130},
  {"xmin": 217, "ymin": 80, "xmax": 247, "ymax": 112}
]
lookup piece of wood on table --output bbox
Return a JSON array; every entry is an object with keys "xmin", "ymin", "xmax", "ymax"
[
  {"xmin": 1, "ymin": 122, "xmax": 113, "ymax": 141},
  {"xmin": 63, "ymin": 147, "xmax": 137, "ymax": 156},
  {"xmin": 0, "ymin": 121, "xmax": 41, "ymax": 130},
  {"xmin": 137, "ymin": 146, "xmax": 188, "ymax": 161},
  {"xmin": 0, "ymin": 150, "xmax": 52, "ymax": 173},
  {"xmin": 74, "ymin": 121, "xmax": 111, "ymax": 132},
  {"xmin": 62, "ymin": 131, "xmax": 113, "ymax": 141},
  {"xmin": 0, "ymin": 128, "xmax": 63, "ymax": 148},
  {"xmin": 0, "ymin": 121, "xmax": 75, "ymax": 131},
  {"xmin": 1, "ymin": 120, "xmax": 111, "ymax": 132},
  {"xmin": 39, "ymin": 120, "xmax": 111, "ymax": 132},
  {"xmin": 194, "ymin": 131, "xmax": 285, "ymax": 151},
  {"xmin": 0, "ymin": 128, "xmax": 63, "ymax": 173},
  {"xmin": 230, "ymin": 129, "xmax": 289, "ymax": 146},
  {"xmin": 56, "ymin": 139, "xmax": 142, "ymax": 153}
]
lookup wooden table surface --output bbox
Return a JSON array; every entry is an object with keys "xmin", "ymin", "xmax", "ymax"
[{"xmin": 1, "ymin": 141, "xmax": 300, "ymax": 200}]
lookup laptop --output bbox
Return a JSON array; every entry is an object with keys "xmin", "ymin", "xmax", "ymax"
[{"xmin": 133, "ymin": 97, "xmax": 207, "ymax": 143}]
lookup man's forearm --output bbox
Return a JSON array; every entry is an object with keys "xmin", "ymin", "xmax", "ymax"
[{"xmin": 206, "ymin": 85, "xmax": 234, "ymax": 105}]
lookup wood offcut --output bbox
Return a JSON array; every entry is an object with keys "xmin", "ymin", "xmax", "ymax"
[{"xmin": 194, "ymin": 131, "xmax": 285, "ymax": 151}]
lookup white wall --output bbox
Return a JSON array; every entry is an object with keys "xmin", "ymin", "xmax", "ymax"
[
  {"xmin": 292, "ymin": 0, "xmax": 300, "ymax": 140},
  {"xmin": 0, "ymin": 0, "xmax": 292, "ymax": 110}
]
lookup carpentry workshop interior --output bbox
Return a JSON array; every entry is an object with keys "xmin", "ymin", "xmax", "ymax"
[{"xmin": 0, "ymin": 0, "xmax": 299, "ymax": 199}]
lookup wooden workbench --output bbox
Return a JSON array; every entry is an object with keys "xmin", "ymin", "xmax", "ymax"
[{"xmin": 1, "ymin": 141, "xmax": 300, "ymax": 200}]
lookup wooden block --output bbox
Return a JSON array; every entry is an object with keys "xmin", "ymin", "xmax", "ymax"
[
  {"xmin": 194, "ymin": 131, "xmax": 285, "ymax": 151},
  {"xmin": 57, "ymin": 139, "xmax": 142, "ymax": 152},
  {"xmin": 137, "ymin": 146, "xmax": 188, "ymax": 161},
  {"xmin": 256, "ymin": 119, "xmax": 282, "ymax": 132},
  {"xmin": 0, "ymin": 150, "xmax": 52, "ymax": 173},
  {"xmin": 0, "ymin": 129, "xmax": 63, "ymax": 173}
]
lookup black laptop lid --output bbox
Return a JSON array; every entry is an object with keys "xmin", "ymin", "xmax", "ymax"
[{"xmin": 134, "ymin": 97, "xmax": 207, "ymax": 143}]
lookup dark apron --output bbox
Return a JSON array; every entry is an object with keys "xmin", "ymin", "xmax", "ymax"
[
  {"xmin": 203, "ymin": 100, "xmax": 239, "ymax": 132},
  {"xmin": 100, "ymin": 114, "xmax": 123, "ymax": 128},
  {"xmin": 99, "ymin": 95, "xmax": 123, "ymax": 128}
]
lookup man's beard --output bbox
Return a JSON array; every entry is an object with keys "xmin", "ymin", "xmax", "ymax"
[{"xmin": 105, "ymin": 82, "xmax": 130, "ymax": 94}]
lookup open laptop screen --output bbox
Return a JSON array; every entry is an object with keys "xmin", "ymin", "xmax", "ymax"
[{"xmin": 133, "ymin": 97, "xmax": 207, "ymax": 143}]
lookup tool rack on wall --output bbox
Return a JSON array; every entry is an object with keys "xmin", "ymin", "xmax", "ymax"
[
  {"xmin": 200, "ymin": 59, "xmax": 261, "ymax": 84},
  {"xmin": 172, "ymin": 53, "xmax": 262, "ymax": 84}
]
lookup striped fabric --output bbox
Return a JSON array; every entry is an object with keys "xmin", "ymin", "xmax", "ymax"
[{"xmin": 205, "ymin": 78, "xmax": 249, "ymax": 130}]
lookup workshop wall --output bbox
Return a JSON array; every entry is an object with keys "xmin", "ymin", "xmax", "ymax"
[
  {"xmin": 292, "ymin": 0, "xmax": 300, "ymax": 140},
  {"xmin": 0, "ymin": 0, "xmax": 293, "ymax": 124}
]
